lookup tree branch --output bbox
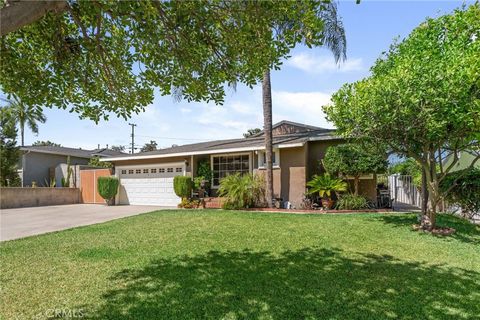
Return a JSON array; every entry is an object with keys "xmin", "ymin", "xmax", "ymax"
[{"xmin": 0, "ymin": 0, "xmax": 68, "ymax": 37}]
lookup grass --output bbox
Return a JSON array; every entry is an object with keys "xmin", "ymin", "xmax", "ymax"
[{"xmin": 1, "ymin": 210, "xmax": 479, "ymax": 320}]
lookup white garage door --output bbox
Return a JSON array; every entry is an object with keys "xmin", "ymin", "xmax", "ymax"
[{"xmin": 117, "ymin": 163, "xmax": 185, "ymax": 206}]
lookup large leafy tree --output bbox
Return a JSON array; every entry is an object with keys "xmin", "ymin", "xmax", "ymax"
[
  {"xmin": 1, "ymin": 0, "xmax": 344, "ymax": 123},
  {"xmin": 323, "ymin": 143, "xmax": 387, "ymax": 195},
  {"xmin": 0, "ymin": 107, "xmax": 21, "ymax": 186},
  {"xmin": 32, "ymin": 140, "xmax": 62, "ymax": 147},
  {"xmin": 140, "ymin": 140, "xmax": 158, "ymax": 153},
  {"xmin": 2, "ymin": 97, "xmax": 46, "ymax": 146},
  {"xmin": 324, "ymin": 4, "xmax": 480, "ymax": 229},
  {"xmin": 261, "ymin": 1, "xmax": 346, "ymax": 207}
]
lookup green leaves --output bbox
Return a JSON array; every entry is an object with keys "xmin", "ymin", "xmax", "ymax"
[
  {"xmin": 323, "ymin": 143, "xmax": 388, "ymax": 178},
  {"xmin": 1, "ymin": 0, "xmax": 336, "ymax": 122},
  {"xmin": 324, "ymin": 4, "xmax": 480, "ymax": 157},
  {"xmin": 306, "ymin": 174, "xmax": 347, "ymax": 199}
]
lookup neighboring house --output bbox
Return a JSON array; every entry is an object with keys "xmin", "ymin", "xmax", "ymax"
[
  {"xmin": 19, "ymin": 146, "xmax": 124, "ymax": 187},
  {"xmin": 102, "ymin": 121, "xmax": 377, "ymax": 208},
  {"xmin": 443, "ymin": 150, "xmax": 480, "ymax": 172}
]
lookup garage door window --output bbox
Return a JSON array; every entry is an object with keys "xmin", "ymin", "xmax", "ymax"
[
  {"xmin": 167, "ymin": 168, "xmax": 173, "ymax": 173},
  {"xmin": 128, "ymin": 169, "xmax": 134, "ymax": 174},
  {"xmin": 151, "ymin": 169, "xmax": 157, "ymax": 173},
  {"xmin": 212, "ymin": 154, "xmax": 250, "ymax": 187}
]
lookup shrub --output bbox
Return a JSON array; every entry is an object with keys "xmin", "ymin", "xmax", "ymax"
[
  {"xmin": 336, "ymin": 194, "xmax": 371, "ymax": 210},
  {"xmin": 173, "ymin": 176, "xmax": 193, "ymax": 200},
  {"xmin": 306, "ymin": 174, "xmax": 347, "ymax": 199},
  {"xmin": 97, "ymin": 176, "xmax": 119, "ymax": 205},
  {"xmin": 217, "ymin": 173, "xmax": 265, "ymax": 209},
  {"xmin": 197, "ymin": 160, "xmax": 213, "ymax": 183},
  {"xmin": 178, "ymin": 198, "xmax": 203, "ymax": 209},
  {"xmin": 440, "ymin": 168, "xmax": 480, "ymax": 219}
]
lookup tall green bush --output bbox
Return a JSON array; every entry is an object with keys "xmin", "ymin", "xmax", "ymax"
[
  {"xmin": 97, "ymin": 177, "xmax": 119, "ymax": 205},
  {"xmin": 440, "ymin": 168, "xmax": 480, "ymax": 219},
  {"xmin": 217, "ymin": 173, "xmax": 265, "ymax": 209},
  {"xmin": 173, "ymin": 176, "xmax": 192, "ymax": 200}
]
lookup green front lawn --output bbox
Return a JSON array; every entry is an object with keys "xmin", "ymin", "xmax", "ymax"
[{"xmin": 1, "ymin": 210, "xmax": 479, "ymax": 319}]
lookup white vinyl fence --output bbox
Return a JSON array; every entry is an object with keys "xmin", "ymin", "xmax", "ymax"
[{"xmin": 388, "ymin": 174, "xmax": 422, "ymax": 208}]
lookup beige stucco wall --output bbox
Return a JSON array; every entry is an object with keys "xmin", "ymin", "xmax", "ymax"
[
  {"xmin": 346, "ymin": 177, "xmax": 378, "ymax": 201},
  {"xmin": 255, "ymin": 146, "xmax": 306, "ymax": 207},
  {"xmin": 306, "ymin": 140, "xmax": 344, "ymax": 178},
  {"xmin": 0, "ymin": 187, "xmax": 81, "ymax": 209}
]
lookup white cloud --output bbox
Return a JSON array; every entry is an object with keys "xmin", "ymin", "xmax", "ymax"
[
  {"xmin": 180, "ymin": 108, "xmax": 192, "ymax": 114},
  {"xmin": 272, "ymin": 90, "xmax": 334, "ymax": 129},
  {"xmin": 287, "ymin": 52, "xmax": 364, "ymax": 74}
]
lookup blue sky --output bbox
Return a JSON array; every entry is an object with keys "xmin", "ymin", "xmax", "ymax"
[{"xmin": 9, "ymin": 1, "xmax": 472, "ymax": 151}]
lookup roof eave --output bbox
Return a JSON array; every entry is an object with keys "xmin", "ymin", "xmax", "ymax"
[
  {"xmin": 20, "ymin": 148, "xmax": 92, "ymax": 159},
  {"xmin": 100, "ymin": 142, "xmax": 305, "ymax": 162}
]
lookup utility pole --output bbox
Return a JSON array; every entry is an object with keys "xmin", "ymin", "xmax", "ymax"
[{"xmin": 128, "ymin": 123, "xmax": 137, "ymax": 154}]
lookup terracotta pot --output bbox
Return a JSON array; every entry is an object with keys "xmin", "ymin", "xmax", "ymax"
[{"xmin": 321, "ymin": 199, "xmax": 335, "ymax": 209}]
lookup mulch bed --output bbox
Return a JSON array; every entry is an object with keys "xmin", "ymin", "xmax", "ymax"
[
  {"xmin": 245, "ymin": 208, "xmax": 393, "ymax": 215},
  {"xmin": 412, "ymin": 224, "xmax": 456, "ymax": 236}
]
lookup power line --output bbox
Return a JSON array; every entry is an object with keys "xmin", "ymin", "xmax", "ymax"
[{"xmin": 135, "ymin": 134, "xmax": 208, "ymax": 141}]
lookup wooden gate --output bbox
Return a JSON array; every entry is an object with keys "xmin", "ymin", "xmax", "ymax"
[{"xmin": 80, "ymin": 169, "xmax": 111, "ymax": 204}]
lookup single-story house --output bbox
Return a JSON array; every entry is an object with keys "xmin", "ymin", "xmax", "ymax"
[
  {"xmin": 101, "ymin": 121, "xmax": 377, "ymax": 208},
  {"xmin": 18, "ymin": 146, "xmax": 124, "ymax": 187}
]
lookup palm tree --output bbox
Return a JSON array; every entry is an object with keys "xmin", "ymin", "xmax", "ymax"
[
  {"xmin": 262, "ymin": 1, "xmax": 346, "ymax": 207},
  {"xmin": 1, "ymin": 96, "xmax": 46, "ymax": 146}
]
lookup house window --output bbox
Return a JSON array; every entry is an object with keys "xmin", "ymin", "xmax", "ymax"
[
  {"xmin": 159, "ymin": 168, "xmax": 165, "ymax": 173},
  {"xmin": 128, "ymin": 169, "xmax": 134, "ymax": 174},
  {"xmin": 151, "ymin": 168, "xmax": 157, "ymax": 173},
  {"xmin": 136, "ymin": 169, "xmax": 141, "ymax": 174},
  {"xmin": 212, "ymin": 154, "xmax": 250, "ymax": 187},
  {"xmin": 176, "ymin": 167, "xmax": 182, "ymax": 173},
  {"xmin": 167, "ymin": 168, "xmax": 173, "ymax": 173},
  {"xmin": 258, "ymin": 149, "xmax": 280, "ymax": 168},
  {"xmin": 143, "ymin": 169, "xmax": 149, "ymax": 174},
  {"xmin": 121, "ymin": 170, "xmax": 127, "ymax": 174}
]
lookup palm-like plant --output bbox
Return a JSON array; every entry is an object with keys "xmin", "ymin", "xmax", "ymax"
[
  {"xmin": 1, "ymin": 96, "xmax": 46, "ymax": 146},
  {"xmin": 307, "ymin": 173, "xmax": 347, "ymax": 200},
  {"xmin": 262, "ymin": 1, "xmax": 346, "ymax": 207},
  {"xmin": 217, "ymin": 173, "xmax": 265, "ymax": 209}
]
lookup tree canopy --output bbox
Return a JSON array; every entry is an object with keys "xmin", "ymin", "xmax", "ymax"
[
  {"xmin": 140, "ymin": 140, "xmax": 158, "ymax": 153},
  {"xmin": 32, "ymin": 140, "xmax": 62, "ymax": 147},
  {"xmin": 1, "ymin": 0, "xmax": 340, "ymax": 122},
  {"xmin": 0, "ymin": 107, "xmax": 21, "ymax": 186},
  {"xmin": 323, "ymin": 143, "xmax": 387, "ymax": 195},
  {"xmin": 243, "ymin": 128, "xmax": 262, "ymax": 138},
  {"xmin": 323, "ymin": 4, "xmax": 480, "ymax": 228}
]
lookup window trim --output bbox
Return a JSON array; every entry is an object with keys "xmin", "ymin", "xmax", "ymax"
[
  {"xmin": 210, "ymin": 152, "xmax": 252, "ymax": 188},
  {"xmin": 257, "ymin": 148, "xmax": 280, "ymax": 169}
]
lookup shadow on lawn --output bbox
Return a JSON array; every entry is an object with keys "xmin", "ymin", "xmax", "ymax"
[
  {"xmin": 379, "ymin": 214, "xmax": 480, "ymax": 244},
  {"xmin": 86, "ymin": 247, "xmax": 480, "ymax": 320}
]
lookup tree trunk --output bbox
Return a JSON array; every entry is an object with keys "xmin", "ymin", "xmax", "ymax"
[
  {"xmin": 262, "ymin": 69, "xmax": 274, "ymax": 208},
  {"xmin": 354, "ymin": 176, "xmax": 359, "ymax": 196},
  {"xmin": 421, "ymin": 168, "xmax": 428, "ymax": 216},
  {"xmin": 21, "ymin": 125, "xmax": 24, "ymax": 146},
  {"xmin": 421, "ymin": 155, "xmax": 439, "ymax": 230}
]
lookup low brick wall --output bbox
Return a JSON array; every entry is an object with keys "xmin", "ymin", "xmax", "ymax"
[{"xmin": 0, "ymin": 187, "xmax": 81, "ymax": 209}]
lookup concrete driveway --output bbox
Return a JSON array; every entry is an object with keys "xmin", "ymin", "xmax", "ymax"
[{"xmin": 1, "ymin": 204, "xmax": 172, "ymax": 241}]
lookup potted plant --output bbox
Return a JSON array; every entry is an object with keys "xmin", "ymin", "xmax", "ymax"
[{"xmin": 306, "ymin": 173, "xmax": 347, "ymax": 209}]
